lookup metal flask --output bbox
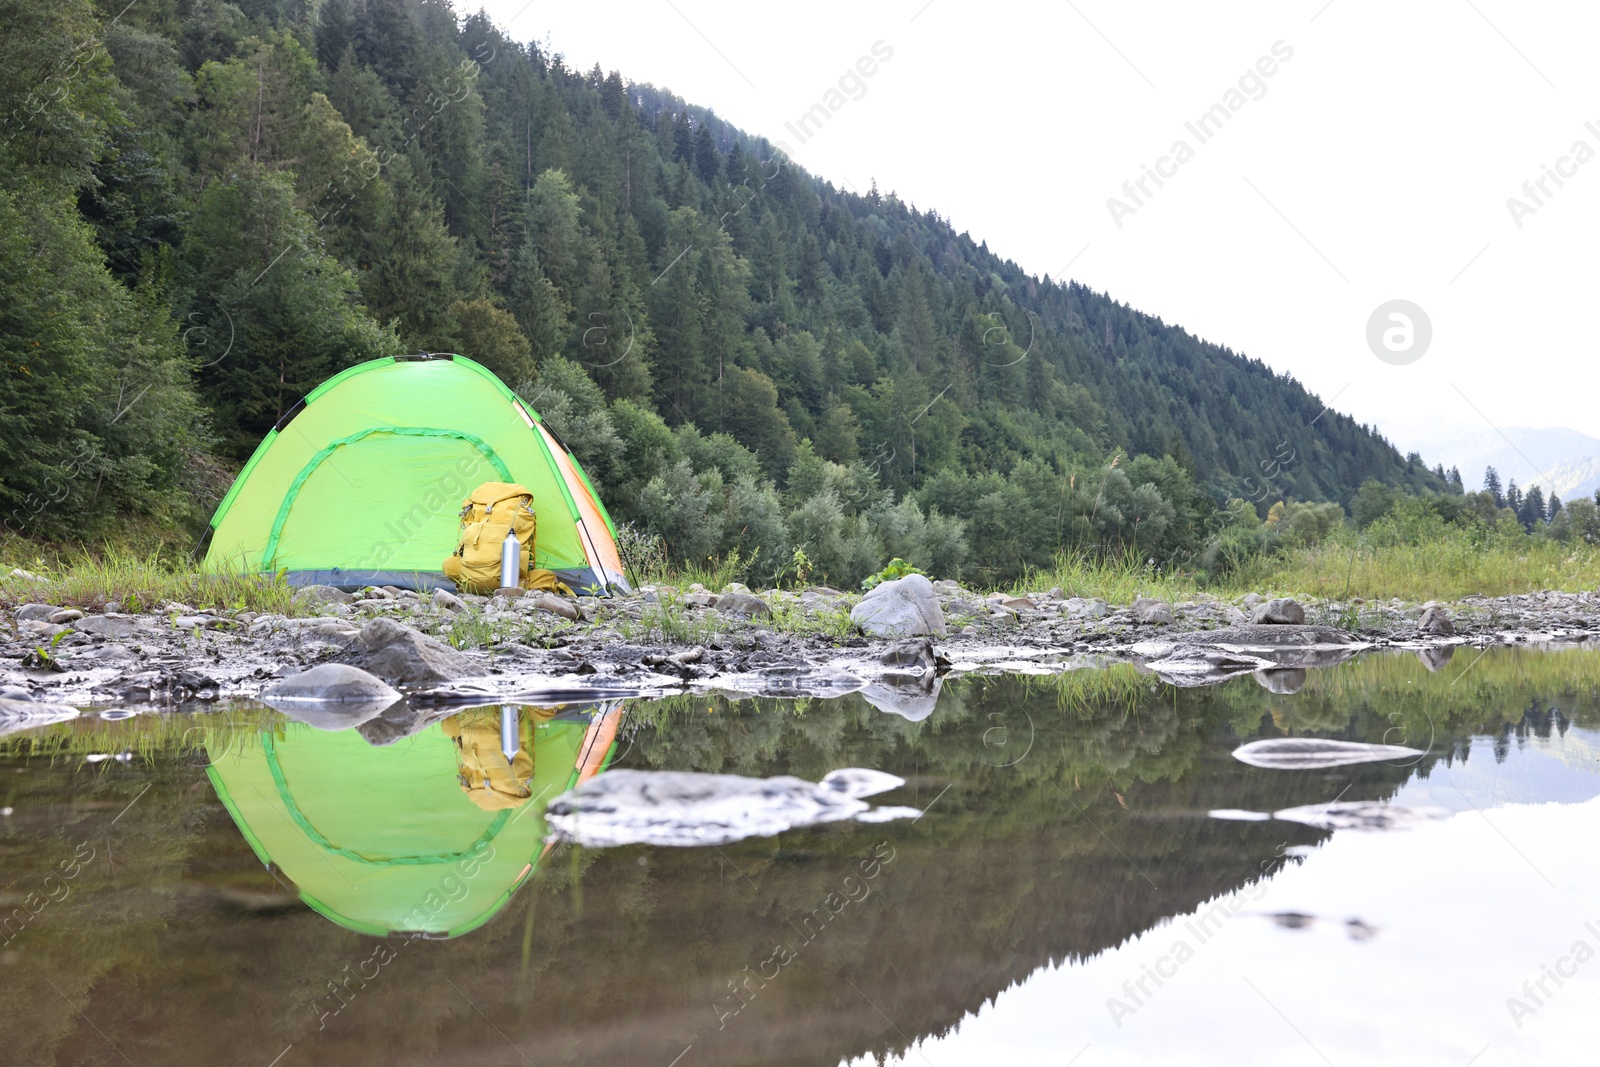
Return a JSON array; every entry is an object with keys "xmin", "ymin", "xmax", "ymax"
[
  {"xmin": 500, "ymin": 528, "xmax": 520, "ymax": 590},
  {"xmin": 500, "ymin": 705, "xmax": 520, "ymax": 761}
]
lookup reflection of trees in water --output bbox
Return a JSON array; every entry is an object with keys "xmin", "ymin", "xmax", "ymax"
[
  {"xmin": 4, "ymin": 647, "xmax": 1599, "ymax": 1066},
  {"xmin": 1492, "ymin": 697, "xmax": 1572, "ymax": 761}
]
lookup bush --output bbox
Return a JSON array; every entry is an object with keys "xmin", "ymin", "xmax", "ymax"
[
  {"xmin": 637, "ymin": 461, "xmax": 724, "ymax": 563},
  {"xmin": 861, "ymin": 557, "xmax": 924, "ymax": 591}
]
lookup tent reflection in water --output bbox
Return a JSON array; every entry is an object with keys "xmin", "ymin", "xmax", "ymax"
[{"xmin": 205, "ymin": 701, "xmax": 625, "ymax": 938}]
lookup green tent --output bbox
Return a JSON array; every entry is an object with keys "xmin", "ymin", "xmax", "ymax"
[
  {"xmin": 206, "ymin": 703, "xmax": 624, "ymax": 938},
  {"xmin": 203, "ymin": 354, "xmax": 626, "ymax": 593}
]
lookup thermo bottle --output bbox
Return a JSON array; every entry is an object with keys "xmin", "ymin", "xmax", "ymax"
[
  {"xmin": 500, "ymin": 529, "xmax": 520, "ymax": 589},
  {"xmin": 500, "ymin": 705, "xmax": 520, "ymax": 761}
]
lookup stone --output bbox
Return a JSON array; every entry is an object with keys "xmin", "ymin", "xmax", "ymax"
[
  {"xmin": 432, "ymin": 588, "xmax": 468, "ymax": 613},
  {"xmin": 525, "ymin": 593, "xmax": 579, "ymax": 621},
  {"xmin": 18, "ymin": 620, "xmax": 67, "ymax": 640},
  {"xmin": 1418, "ymin": 606, "xmax": 1455, "ymax": 636},
  {"xmin": 1251, "ymin": 598, "xmax": 1306, "ymax": 625},
  {"xmin": 1065, "ymin": 598, "xmax": 1110, "ymax": 619},
  {"xmin": 16, "ymin": 603, "xmax": 62, "ymax": 622},
  {"xmin": 1132, "ymin": 598, "xmax": 1176, "ymax": 625},
  {"xmin": 850, "ymin": 574, "xmax": 948, "ymax": 638},
  {"xmin": 684, "ymin": 591, "xmax": 719, "ymax": 608},
  {"xmin": 261, "ymin": 669, "xmax": 402, "ymax": 730},
  {"xmin": 107, "ymin": 669, "xmax": 220, "ymax": 705},
  {"xmin": 72, "ymin": 614, "xmax": 144, "ymax": 638},
  {"xmin": 1241, "ymin": 593, "xmax": 1264, "ymax": 607},
  {"xmin": 1045, "ymin": 587, "xmax": 1065, "ymax": 600},
  {"xmin": 341, "ymin": 618, "xmax": 480, "ymax": 685},
  {"xmin": 170, "ymin": 615, "xmax": 228, "ymax": 631},
  {"xmin": 7, "ymin": 568, "xmax": 43, "ymax": 581},
  {"xmin": 716, "ymin": 592, "xmax": 771, "ymax": 618},
  {"xmin": 293, "ymin": 584, "xmax": 354, "ymax": 607}
]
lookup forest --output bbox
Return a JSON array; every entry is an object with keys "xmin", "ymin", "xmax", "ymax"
[{"xmin": 3, "ymin": 0, "xmax": 1469, "ymax": 586}]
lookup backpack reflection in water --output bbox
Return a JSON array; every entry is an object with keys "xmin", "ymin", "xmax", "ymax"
[{"xmin": 444, "ymin": 706, "xmax": 563, "ymax": 811}]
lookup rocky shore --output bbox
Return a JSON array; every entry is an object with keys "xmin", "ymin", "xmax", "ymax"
[{"xmin": 4, "ymin": 574, "xmax": 1600, "ymax": 721}]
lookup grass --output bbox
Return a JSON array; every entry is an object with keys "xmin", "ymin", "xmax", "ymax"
[
  {"xmin": 0, "ymin": 550, "xmax": 307, "ymax": 616},
  {"xmin": 6, "ymin": 526, "xmax": 1598, "ymax": 633},
  {"xmin": 1005, "ymin": 549, "xmax": 1201, "ymax": 604},
  {"xmin": 1229, "ymin": 533, "xmax": 1600, "ymax": 602},
  {"xmin": 765, "ymin": 595, "xmax": 857, "ymax": 640},
  {"xmin": 620, "ymin": 589, "xmax": 729, "ymax": 645}
]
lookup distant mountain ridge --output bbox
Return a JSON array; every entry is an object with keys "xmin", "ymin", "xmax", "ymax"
[{"xmin": 1409, "ymin": 426, "xmax": 1600, "ymax": 501}]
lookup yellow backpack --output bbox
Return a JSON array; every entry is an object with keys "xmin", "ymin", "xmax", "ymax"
[{"xmin": 442, "ymin": 482, "xmax": 537, "ymax": 594}]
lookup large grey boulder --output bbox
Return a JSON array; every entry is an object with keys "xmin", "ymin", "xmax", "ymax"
[
  {"xmin": 339, "ymin": 618, "xmax": 480, "ymax": 685},
  {"xmin": 14, "ymin": 604, "xmax": 61, "ymax": 622},
  {"xmin": 261, "ymin": 664, "xmax": 400, "ymax": 729},
  {"xmin": 1251, "ymin": 598, "xmax": 1306, "ymax": 625},
  {"xmin": 850, "ymin": 574, "xmax": 947, "ymax": 638}
]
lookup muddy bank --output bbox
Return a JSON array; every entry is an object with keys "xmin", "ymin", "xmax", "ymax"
[{"xmin": 3, "ymin": 581, "xmax": 1599, "ymax": 714}]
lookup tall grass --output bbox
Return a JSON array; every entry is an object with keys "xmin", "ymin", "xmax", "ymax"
[
  {"xmin": 1231, "ymin": 531, "xmax": 1600, "ymax": 601},
  {"xmin": 1006, "ymin": 548, "xmax": 1200, "ymax": 603},
  {"xmin": 0, "ymin": 550, "xmax": 305, "ymax": 615}
]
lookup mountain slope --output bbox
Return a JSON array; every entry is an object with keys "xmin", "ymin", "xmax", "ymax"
[{"xmin": 3, "ymin": 0, "xmax": 1449, "ymax": 580}]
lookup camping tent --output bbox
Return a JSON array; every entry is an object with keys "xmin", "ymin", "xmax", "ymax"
[
  {"xmin": 205, "ymin": 702, "xmax": 625, "ymax": 938},
  {"xmin": 203, "ymin": 354, "xmax": 626, "ymax": 593}
]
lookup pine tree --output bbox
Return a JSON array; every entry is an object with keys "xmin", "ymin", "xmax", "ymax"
[
  {"xmin": 693, "ymin": 122, "xmax": 719, "ymax": 184},
  {"xmin": 182, "ymin": 168, "xmax": 400, "ymax": 456},
  {"xmin": 1485, "ymin": 466, "xmax": 1503, "ymax": 508},
  {"xmin": 1519, "ymin": 484, "xmax": 1545, "ymax": 531}
]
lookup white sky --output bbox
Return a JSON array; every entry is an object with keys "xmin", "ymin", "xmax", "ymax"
[{"xmin": 476, "ymin": 0, "xmax": 1600, "ymax": 454}]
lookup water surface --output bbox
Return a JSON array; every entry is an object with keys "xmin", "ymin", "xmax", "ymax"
[{"xmin": 3, "ymin": 646, "xmax": 1598, "ymax": 1066}]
